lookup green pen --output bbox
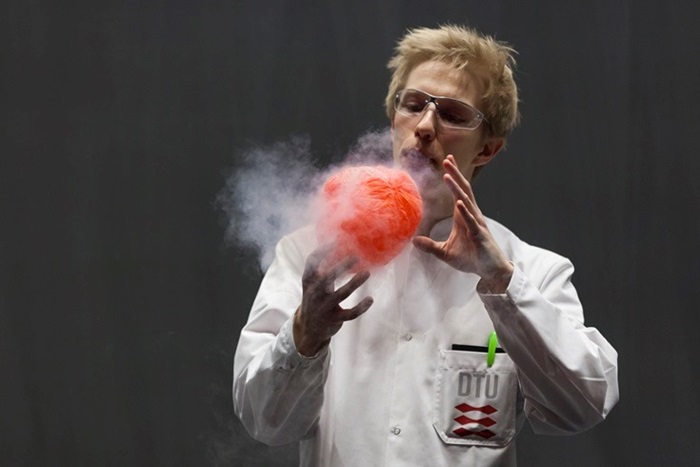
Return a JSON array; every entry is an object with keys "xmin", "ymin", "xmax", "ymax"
[{"xmin": 487, "ymin": 331, "xmax": 498, "ymax": 367}]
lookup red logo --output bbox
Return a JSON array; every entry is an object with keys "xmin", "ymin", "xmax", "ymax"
[{"xmin": 452, "ymin": 403, "xmax": 497, "ymax": 439}]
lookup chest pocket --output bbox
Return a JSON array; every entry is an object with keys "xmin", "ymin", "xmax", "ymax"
[{"xmin": 433, "ymin": 349, "xmax": 518, "ymax": 447}]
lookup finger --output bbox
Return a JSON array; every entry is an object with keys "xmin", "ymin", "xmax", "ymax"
[
  {"xmin": 445, "ymin": 161, "xmax": 482, "ymax": 219},
  {"xmin": 443, "ymin": 155, "xmax": 471, "ymax": 189},
  {"xmin": 459, "ymin": 184, "xmax": 486, "ymax": 228},
  {"xmin": 456, "ymin": 199, "xmax": 480, "ymax": 233},
  {"xmin": 309, "ymin": 243, "xmax": 335, "ymax": 264},
  {"xmin": 443, "ymin": 155, "xmax": 467, "ymax": 185},
  {"xmin": 323, "ymin": 254, "xmax": 360, "ymax": 282},
  {"xmin": 304, "ymin": 243, "xmax": 336, "ymax": 282},
  {"xmin": 442, "ymin": 168, "xmax": 484, "ymax": 227},
  {"xmin": 444, "ymin": 173, "xmax": 469, "ymax": 203},
  {"xmin": 445, "ymin": 175, "xmax": 478, "ymax": 214},
  {"xmin": 444, "ymin": 155, "xmax": 479, "ymax": 208},
  {"xmin": 340, "ymin": 297, "xmax": 374, "ymax": 321},
  {"xmin": 413, "ymin": 236, "xmax": 447, "ymax": 260},
  {"xmin": 443, "ymin": 174, "xmax": 480, "ymax": 227},
  {"xmin": 333, "ymin": 270, "xmax": 371, "ymax": 303},
  {"xmin": 459, "ymin": 177, "xmax": 482, "ymax": 217}
]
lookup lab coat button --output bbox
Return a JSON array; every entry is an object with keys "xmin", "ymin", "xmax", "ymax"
[
  {"xmin": 392, "ymin": 427, "xmax": 401, "ymax": 435},
  {"xmin": 405, "ymin": 334, "xmax": 412, "ymax": 341}
]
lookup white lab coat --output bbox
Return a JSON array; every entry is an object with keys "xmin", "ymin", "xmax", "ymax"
[{"xmin": 233, "ymin": 217, "xmax": 619, "ymax": 466}]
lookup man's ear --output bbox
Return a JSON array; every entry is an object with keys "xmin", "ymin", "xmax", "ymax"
[{"xmin": 473, "ymin": 136, "xmax": 505, "ymax": 167}]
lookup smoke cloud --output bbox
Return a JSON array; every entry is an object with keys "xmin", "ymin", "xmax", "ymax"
[{"xmin": 218, "ymin": 128, "xmax": 393, "ymax": 270}]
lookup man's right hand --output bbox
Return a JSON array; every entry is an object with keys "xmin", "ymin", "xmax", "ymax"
[{"xmin": 293, "ymin": 245, "xmax": 374, "ymax": 357}]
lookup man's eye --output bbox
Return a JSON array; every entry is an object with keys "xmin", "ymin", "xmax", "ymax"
[
  {"xmin": 403, "ymin": 100, "xmax": 425, "ymax": 113},
  {"xmin": 441, "ymin": 111, "xmax": 468, "ymax": 125}
]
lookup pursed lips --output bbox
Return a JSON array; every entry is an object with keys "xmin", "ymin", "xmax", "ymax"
[{"xmin": 401, "ymin": 148, "xmax": 441, "ymax": 172}]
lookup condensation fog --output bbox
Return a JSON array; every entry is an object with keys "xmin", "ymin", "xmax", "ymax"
[{"xmin": 218, "ymin": 128, "xmax": 394, "ymax": 270}]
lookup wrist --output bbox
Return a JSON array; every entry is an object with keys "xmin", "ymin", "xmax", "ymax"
[
  {"xmin": 293, "ymin": 307, "xmax": 327, "ymax": 357},
  {"xmin": 477, "ymin": 262, "xmax": 514, "ymax": 294}
]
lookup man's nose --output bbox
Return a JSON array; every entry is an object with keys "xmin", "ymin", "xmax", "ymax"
[{"xmin": 414, "ymin": 103, "xmax": 438, "ymax": 141}]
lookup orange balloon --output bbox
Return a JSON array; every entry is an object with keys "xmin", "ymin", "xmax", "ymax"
[{"xmin": 316, "ymin": 166, "xmax": 422, "ymax": 269}]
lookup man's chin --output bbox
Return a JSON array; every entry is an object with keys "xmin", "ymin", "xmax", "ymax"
[
  {"xmin": 391, "ymin": 159, "xmax": 450, "ymax": 224},
  {"xmin": 405, "ymin": 163, "xmax": 442, "ymax": 193},
  {"xmin": 395, "ymin": 155, "xmax": 440, "ymax": 189}
]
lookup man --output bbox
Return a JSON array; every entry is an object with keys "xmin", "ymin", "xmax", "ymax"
[{"xmin": 233, "ymin": 25, "xmax": 618, "ymax": 466}]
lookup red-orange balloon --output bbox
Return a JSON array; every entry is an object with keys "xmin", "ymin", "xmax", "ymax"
[{"xmin": 316, "ymin": 165, "xmax": 422, "ymax": 269}]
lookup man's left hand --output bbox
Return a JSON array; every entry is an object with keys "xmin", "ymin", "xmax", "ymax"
[{"xmin": 413, "ymin": 155, "xmax": 514, "ymax": 293}]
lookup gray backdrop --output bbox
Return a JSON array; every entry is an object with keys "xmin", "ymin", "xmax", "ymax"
[{"xmin": 2, "ymin": 1, "xmax": 699, "ymax": 465}]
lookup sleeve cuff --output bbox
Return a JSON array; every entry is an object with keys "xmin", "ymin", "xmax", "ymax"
[
  {"xmin": 477, "ymin": 264, "xmax": 526, "ymax": 313},
  {"xmin": 277, "ymin": 316, "xmax": 330, "ymax": 369}
]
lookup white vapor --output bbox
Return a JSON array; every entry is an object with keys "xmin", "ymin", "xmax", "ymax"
[{"xmin": 218, "ymin": 128, "xmax": 393, "ymax": 271}]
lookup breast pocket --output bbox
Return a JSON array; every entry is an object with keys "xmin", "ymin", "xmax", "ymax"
[{"xmin": 433, "ymin": 349, "xmax": 518, "ymax": 447}]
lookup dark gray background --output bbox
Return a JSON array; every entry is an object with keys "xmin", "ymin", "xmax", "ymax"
[{"xmin": 2, "ymin": 1, "xmax": 699, "ymax": 465}]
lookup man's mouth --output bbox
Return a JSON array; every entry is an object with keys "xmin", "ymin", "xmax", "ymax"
[{"xmin": 402, "ymin": 148, "xmax": 439, "ymax": 172}]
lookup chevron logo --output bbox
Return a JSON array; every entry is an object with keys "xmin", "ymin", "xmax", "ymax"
[
  {"xmin": 452, "ymin": 403, "xmax": 497, "ymax": 439},
  {"xmin": 454, "ymin": 403, "xmax": 496, "ymax": 415}
]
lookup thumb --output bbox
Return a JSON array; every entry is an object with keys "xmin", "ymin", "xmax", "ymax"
[{"xmin": 412, "ymin": 236, "xmax": 442, "ymax": 256}]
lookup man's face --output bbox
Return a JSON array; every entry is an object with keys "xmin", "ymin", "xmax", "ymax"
[{"xmin": 391, "ymin": 60, "xmax": 503, "ymax": 221}]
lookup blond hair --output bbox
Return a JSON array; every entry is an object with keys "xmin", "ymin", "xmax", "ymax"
[{"xmin": 385, "ymin": 25, "xmax": 520, "ymax": 138}]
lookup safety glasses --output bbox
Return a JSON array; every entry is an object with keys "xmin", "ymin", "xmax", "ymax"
[{"xmin": 394, "ymin": 88, "xmax": 488, "ymax": 130}]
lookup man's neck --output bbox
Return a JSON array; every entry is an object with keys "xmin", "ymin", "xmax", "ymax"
[{"xmin": 416, "ymin": 213, "xmax": 451, "ymax": 237}]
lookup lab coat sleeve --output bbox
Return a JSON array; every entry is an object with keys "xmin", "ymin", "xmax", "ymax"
[
  {"xmin": 479, "ymin": 259, "xmax": 619, "ymax": 434},
  {"xmin": 232, "ymin": 234, "xmax": 330, "ymax": 445}
]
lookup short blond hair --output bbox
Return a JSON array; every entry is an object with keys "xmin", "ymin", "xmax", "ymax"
[{"xmin": 385, "ymin": 25, "xmax": 520, "ymax": 138}]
